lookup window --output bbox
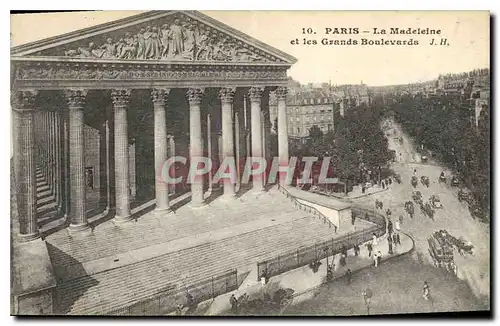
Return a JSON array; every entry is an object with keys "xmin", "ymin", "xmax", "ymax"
[
  {"xmin": 297, "ymin": 127, "xmax": 300, "ymax": 134},
  {"xmin": 290, "ymin": 117, "xmax": 294, "ymax": 122},
  {"xmin": 296, "ymin": 117, "xmax": 300, "ymax": 122}
]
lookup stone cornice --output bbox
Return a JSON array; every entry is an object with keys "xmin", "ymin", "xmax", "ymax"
[{"xmin": 10, "ymin": 56, "xmax": 292, "ymax": 68}]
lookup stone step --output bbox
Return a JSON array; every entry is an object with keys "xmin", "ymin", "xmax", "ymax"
[
  {"xmin": 47, "ymin": 198, "xmax": 298, "ymax": 266},
  {"xmin": 57, "ymin": 215, "xmax": 337, "ymax": 315}
]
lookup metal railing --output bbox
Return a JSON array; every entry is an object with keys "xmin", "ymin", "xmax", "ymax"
[
  {"xmin": 106, "ymin": 269, "xmax": 238, "ymax": 316},
  {"xmin": 258, "ymin": 186, "xmax": 387, "ymax": 280},
  {"xmin": 277, "ymin": 183, "xmax": 336, "ymax": 230}
]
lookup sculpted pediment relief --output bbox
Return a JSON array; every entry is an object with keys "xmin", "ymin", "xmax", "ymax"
[{"xmin": 17, "ymin": 12, "xmax": 293, "ymax": 64}]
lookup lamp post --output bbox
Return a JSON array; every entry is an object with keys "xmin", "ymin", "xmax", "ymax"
[{"xmin": 362, "ymin": 288, "xmax": 373, "ymax": 315}]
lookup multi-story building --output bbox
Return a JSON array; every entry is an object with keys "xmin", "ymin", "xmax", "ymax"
[{"xmin": 269, "ymin": 89, "xmax": 337, "ymax": 143}]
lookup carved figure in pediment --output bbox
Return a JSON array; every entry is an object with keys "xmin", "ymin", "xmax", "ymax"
[
  {"xmin": 119, "ymin": 33, "xmax": 138, "ymax": 59},
  {"xmin": 160, "ymin": 24, "xmax": 171, "ymax": 58},
  {"xmin": 196, "ymin": 30, "xmax": 213, "ymax": 60},
  {"xmin": 170, "ymin": 18, "xmax": 185, "ymax": 58},
  {"xmin": 182, "ymin": 23, "xmax": 197, "ymax": 60},
  {"xmin": 235, "ymin": 46, "xmax": 263, "ymax": 62},
  {"xmin": 137, "ymin": 28, "xmax": 146, "ymax": 59},
  {"xmin": 144, "ymin": 26, "xmax": 161, "ymax": 59},
  {"xmin": 100, "ymin": 37, "xmax": 117, "ymax": 59},
  {"xmin": 82, "ymin": 42, "xmax": 106, "ymax": 58}
]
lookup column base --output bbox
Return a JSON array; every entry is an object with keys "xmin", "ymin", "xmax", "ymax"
[
  {"xmin": 68, "ymin": 223, "xmax": 90, "ymax": 234},
  {"xmin": 113, "ymin": 215, "xmax": 134, "ymax": 224},
  {"xmin": 220, "ymin": 193, "xmax": 237, "ymax": 201},
  {"xmin": 18, "ymin": 231, "xmax": 41, "ymax": 243},
  {"xmin": 154, "ymin": 206, "xmax": 173, "ymax": 217},
  {"xmin": 189, "ymin": 200, "xmax": 207, "ymax": 209}
]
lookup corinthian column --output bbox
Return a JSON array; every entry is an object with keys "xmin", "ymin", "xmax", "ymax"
[
  {"xmin": 249, "ymin": 87, "xmax": 265, "ymax": 192},
  {"xmin": 276, "ymin": 86, "xmax": 290, "ymax": 185},
  {"xmin": 151, "ymin": 88, "xmax": 171, "ymax": 215},
  {"xmin": 112, "ymin": 89, "xmax": 133, "ymax": 222},
  {"xmin": 187, "ymin": 88, "xmax": 206, "ymax": 207},
  {"xmin": 12, "ymin": 90, "xmax": 40, "ymax": 241},
  {"xmin": 65, "ymin": 89, "xmax": 90, "ymax": 233},
  {"xmin": 219, "ymin": 87, "xmax": 236, "ymax": 199}
]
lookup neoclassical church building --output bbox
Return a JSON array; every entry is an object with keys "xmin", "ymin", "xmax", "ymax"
[{"xmin": 11, "ymin": 11, "xmax": 363, "ymax": 316}]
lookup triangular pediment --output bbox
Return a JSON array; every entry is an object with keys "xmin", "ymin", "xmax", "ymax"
[{"xmin": 11, "ymin": 11, "xmax": 297, "ymax": 65}]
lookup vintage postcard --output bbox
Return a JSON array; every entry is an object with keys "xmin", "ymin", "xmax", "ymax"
[{"xmin": 10, "ymin": 10, "xmax": 490, "ymax": 316}]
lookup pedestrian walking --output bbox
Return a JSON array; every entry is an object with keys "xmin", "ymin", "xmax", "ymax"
[
  {"xmin": 346, "ymin": 269, "xmax": 352, "ymax": 284},
  {"xmin": 373, "ymin": 251, "xmax": 379, "ymax": 267},
  {"xmin": 388, "ymin": 234, "xmax": 393, "ymax": 254},
  {"xmin": 366, "ymin": 242, "xmax": 373, "ymax": 257},
  {"xmin": 362, "ymin": 185, "xmax": 366, "ymax": 194},
  {"xmin": 382, "ymin": 181, "xmax": 385, "ymax": 189},
  {"xmin": 372, "ymin": 233, "xmax": 378, "ymax": 246},
  {"xmin": 354, "ymin": 244, "xmax": 360, "ymax": 256},
  {"xmin": 340, "ymin": 253, "xmax": 347, "ymax": 266},
  {"xmin": 387, "ymin": 218, "xmax": 393, "ymax": 235},
  {"xmin": 377, "ymin": 251, "xmax": 382, "ymax": 266},
  {"xmin": 396, "ymin": 232, "xmax": 401, "ymax": 245},
  {"xmin": 352, "ymin": 214, "xmax": 356, "ymax": 225},
  {"xmin": 365, "ymin": 212, "xmax": 370, "ymax": 221},
  {"xmin": 392, "ymin": 233, "xmax": 398, "ymax": 247},
  {"xmin": 395, "ymin": 218, "xmax": 401, "ymax": 232},
  {"xmin": 388, "ymin": 178, "xmax": 392, "ymax": 185},
  {"xmin": 423, "ymin": 281, "xmax": 430, "ymax": 300},
  {"xmin": 230, "ymin": 294, "xmax": 238, "ymax": 314}
]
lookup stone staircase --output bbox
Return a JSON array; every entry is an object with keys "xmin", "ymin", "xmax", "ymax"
[
  {"xmin": 46, "ymin": 188, "xmax": 298, "ymax": 266},
  {"xmin": 35, "ymin": 167, "xmax": 59, "ymax": 227},
  {"xmin": 56, "ymin": 214, "xmax": 338, "ymax": 315}
]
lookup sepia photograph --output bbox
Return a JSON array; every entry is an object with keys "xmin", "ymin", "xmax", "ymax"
[{"xmin": 9, "ymin": 10, "xmax": 490, "ymax": 317}]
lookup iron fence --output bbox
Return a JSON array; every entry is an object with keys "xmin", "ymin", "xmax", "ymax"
[
  {"xmin": 106, "ymin": 269, "xmax": 238, "ymax": 316},
  {"xmin": 256, "ymin": 197, "xmax": 387, "ymax": 281}
]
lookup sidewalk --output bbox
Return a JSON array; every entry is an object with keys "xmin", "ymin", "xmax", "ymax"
[
  {"xmin": 204, "ymin": 231, "xmax": 414, "ymax": 316},
  {"xmin": 313, "ymin": 185, "xmax": 390, "ymax": 202}
]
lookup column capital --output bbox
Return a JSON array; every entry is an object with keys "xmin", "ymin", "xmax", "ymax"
[
  {"xmin": 151, "ymin": 88, "xmax": 171, "ymax": 106},
  {"xmin": 111, "ymin": 89, "xmax": 132, "ymax": 107},
  {"xmin": 11, "ymin": 90, "xmax": 38, "ymax": 112},
  {"xmin": 186, "ymin": 88, "xmax": 205, "ymax": 105},
  {"xmin": 276, "ymin": 86, "xmax": 289, "ymax": 101},
  {"xmin": 64, "ymin": 89, "xmax": 88, "ymax": 108},
  {"xmin": 218, "ymin": 87, "xmax": 236, "ymax": 103},
  {"xmin": 248, "ymin": 87, "xmax": 265, "ymax": 102}
]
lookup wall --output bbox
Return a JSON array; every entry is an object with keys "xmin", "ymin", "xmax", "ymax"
[
  {"xmin": 15, "ymin": 289, "xmax": 54, "ymax": 315},
  {"xmin": 339, "ymin": 208, "xmax": 353, "ymax": 230},
  {"xmin": 84, "ymin": 124, "xmax": 100, "ymax": 210},
  {"xmin": 295, "ymin": 198, "xmax": 340, "ymax": 228}
]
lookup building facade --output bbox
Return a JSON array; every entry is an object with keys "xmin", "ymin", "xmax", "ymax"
[
  {"xmin": 10, "ymin": 11, "xmax": 297, "ymax": 314},
  {"xmin": 269, "ymin": 90, "xmax": 337, "ymax": 143}
]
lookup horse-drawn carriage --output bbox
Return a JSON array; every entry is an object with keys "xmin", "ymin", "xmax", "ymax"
[
  {"xmin": 412, "ymin": 191, "xmax": 423, "ymax": 203},
  {"xmin": 429, "ymin": 195, "xmax": 442, "ymax": 209},
  {"xmin": 439, "ymin": 172, "xmax": 446, "ymax": 184},
  {"xmin": 458, "ymin": 188, "xmax": 471, "ymax": 203},
  {"xmin": 437, "ymin": 229, "xmax": 474, "ymax": 256},
  {"xmin": 411, "ymin": 176, "xmax": 418, "ymax": 188},
  {"xmin": 236, "ymin": 288, "xmax": 295, "ymax": 315},
  {"xmin": 421, "ymin": 201, "xmax": 435, "ymax": 220},
  {"xmin": 404, "ymin": 201, "xmax": 415, "ymax": 219},
  {"xmin": 420, "ymin": 176, "xmax": 430, "ymax": 188},
  {"xmin": 428, "ymin": 231, "xmax": 456, "ymax": 274}
]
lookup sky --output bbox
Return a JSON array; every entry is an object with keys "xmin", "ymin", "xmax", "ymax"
[{"xmin": 10, "ymin": 10, "xmax": 490, "ymax": 86}]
